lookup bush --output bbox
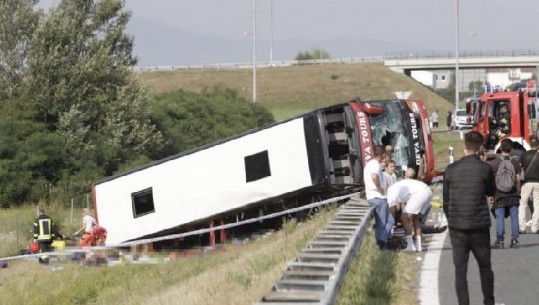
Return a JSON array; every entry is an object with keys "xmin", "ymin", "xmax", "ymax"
[{"xmin": 150, "ymin": 87, "xmax": 275, "ymax": 159}]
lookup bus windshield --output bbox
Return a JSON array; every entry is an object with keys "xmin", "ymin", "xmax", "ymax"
[{"xmin": 367, "ymin": 100, "xmax": 414, "ymax": 176}]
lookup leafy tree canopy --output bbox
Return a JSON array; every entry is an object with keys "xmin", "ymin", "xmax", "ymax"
[
  {"xmin": 151, "ymin": 87, "xmax": 274, "ymax": 159},
  {"xmin": 295, "ymin": 48, "xmax": 331, "ymax": 61},
  {"xmin": 0, "ymin": 0, "xmax": 275, "ymax": 207}
]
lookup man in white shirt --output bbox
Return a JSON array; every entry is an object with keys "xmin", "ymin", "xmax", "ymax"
[
  {"xmin": 387, "ymin": 168, "xmax": 432, "ymax": 252},
  {"xmin": 76, "ymin": 208, "xmax": 98, "ymax": 246},
  {"xmin": 364, "ymin": 145, "xmax": 394, "ymax": 249}
]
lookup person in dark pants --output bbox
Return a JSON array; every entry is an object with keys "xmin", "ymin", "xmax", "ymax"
[
  {"xmin": 33, "ymin": 207, "xmax": 59, "ymax": 264},
  {"xmin": 443, "ymin": 131, "xmax": 496, "ymax": 305},
  {"xmin": 487, "ymin": 139, "xmax": 521, "ymax": 248}
]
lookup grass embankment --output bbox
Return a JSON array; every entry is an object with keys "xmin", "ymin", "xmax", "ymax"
[
  {"xmin": 136, "ymin": 63, "xmax": 453, "ymax": 122},
  {"xmin": 0, "ymin": 205, "xmax": 422, "ymax": 305},
  {"xmin": 432, "ymin": 131, "xmax": 466, "ymax": 171}
]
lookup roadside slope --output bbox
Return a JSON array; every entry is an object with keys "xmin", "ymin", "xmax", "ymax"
[{"xmin": 136, "ymin": 63, "xmax": 452, "ymax": 121}]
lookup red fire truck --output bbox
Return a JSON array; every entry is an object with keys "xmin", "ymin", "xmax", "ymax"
[{"xmin": 470, "ymin": 80, "xmax": 539, "ymax": 154}]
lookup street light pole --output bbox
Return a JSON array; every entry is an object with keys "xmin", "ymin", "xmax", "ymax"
[
  {"xmin": 252, "ymin": 0, "xmax": 257, "ymax": 104},
  {"xmin": 269, "ymin": 0, "xmax": 273, "ymax": 66},
  {"xmin": 455, "ymin": 0, "xmax": 460, "ymax": 112},
  {"xmin": 469, "ymin": 32, "xmax": 477, "ymax": 98}
]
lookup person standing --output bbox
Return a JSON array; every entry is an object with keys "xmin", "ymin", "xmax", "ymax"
[
  {"xmin": 519, "ymin": 136, "xmax": 539, "ymax": 233},
  {"xmin": 446, "ymin": 110, "xmax": 453, "ymax": 130},
  {"xmin": 384, "ymin": 145, "xmax": 394, "ymax": 165},
  {"xmin": 383, "ymin": 159, "xmax": 397, "ymax": 189},
  {"xmin": 487, "ymin": 139, "xmax": 521, "ymax": 249},
  {"xmin": 33, "ymin": 207, "xmax": 59, "ymax": 264},
  {"xmin": 443, "ymin": 131, "xmax": 496, "ymax": 305},
  {"xmin": 76, "ymin": 208, "xmax": 98, "ymax": 247},
  {"xmin": 431, "ymin": 109, "xmax": 439, "ymax": 129},
  {"xmin": 364, "ymin": 145, "xmax": 394, "ymax": 249}
]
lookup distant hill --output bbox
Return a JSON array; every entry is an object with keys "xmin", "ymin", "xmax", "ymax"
[
  {"xmin": 135, "ymin": 62, "xmax": 452, "ymax": 121},
  {"xmin": 127, "ymin": 16, "xmax": 425, "ymax": 67}
]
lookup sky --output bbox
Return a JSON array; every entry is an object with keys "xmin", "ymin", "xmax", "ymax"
[{"xmin": 38, "ymin": 0, "xmax": 539, "ymax": 66}]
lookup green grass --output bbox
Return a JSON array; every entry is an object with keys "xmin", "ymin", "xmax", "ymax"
[
  {"xmin": 0, "ymin": 206, "xmax": 83, "ymax": 258},
  {"xmin": 0, "ymin": 207, "xmax": 336, "ymax": 305},
  {"xmin": 336, "ymin": 232, "xmax": 419, "ymax": 305},
  {"xmin": 136, "ymin": 63, "xmax": 453, "ymax": 122},
  {"xmin": 0, "ymin": 208, "xmax": 38, "ymax": 257},
  {"xmin": 432, "ymin": 131, "xmax": 466, "ymax": 171},
  {"xmin": 0, "ymin": 204, "xmax": 425, "ymax": 305}
]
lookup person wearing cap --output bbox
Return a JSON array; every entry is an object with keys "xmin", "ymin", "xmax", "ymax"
[
  {"xmin": 33, "ymin": 207, "xmax": 59, "ymax": 263},
  {"xmin": 519, "ymin": 136, "xmax": 539, "ymax": 233}
]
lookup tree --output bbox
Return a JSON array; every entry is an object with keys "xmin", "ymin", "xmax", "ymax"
[
  {"xmin": 295, "ymin": 48, "xmax": 331, "ymax": 61},
  {"xmin": 0, "ymin": 0, "xmax": 165, "ymax": 206},
  {"xmin": 0, "ymin": 0, "xmax": 41, "ymax": 99},
  {"xmin": 0, "ymin": 96, "xmax": 54, "ymax": 206},
  {"xmin": 24, "ymin": 0, "xmax": 163, "ymax": 175},
  {"xmin": 151, "ymin": 87, "xmax": 274, "ymax": 159}
]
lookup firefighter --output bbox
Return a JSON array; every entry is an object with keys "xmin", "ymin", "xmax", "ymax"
[
  {"xmin": 494, "ymin": 104, "xmax": 511, "ymax": 137},
  {"xmin": 33, "ymin": 207, "xmax": 59, "ymax": 264}
]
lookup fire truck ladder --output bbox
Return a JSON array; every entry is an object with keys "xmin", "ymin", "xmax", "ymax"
[{"xmin": 255, "ymin": 195, "xmax": 373, "ymax": 305}]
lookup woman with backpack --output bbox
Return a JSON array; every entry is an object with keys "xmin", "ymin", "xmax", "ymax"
[{"xmin": 487, "ymin": 139, "xmax": 522, "ymax": 249}]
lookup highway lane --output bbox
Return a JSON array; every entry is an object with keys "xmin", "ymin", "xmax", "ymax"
[{"xmin": 438, "ymin": 215, "xmax": 539, "ymax": 305}]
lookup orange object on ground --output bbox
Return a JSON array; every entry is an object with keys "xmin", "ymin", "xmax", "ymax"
[
  {"xmin": 79, "ymin": 226, "xmax": 108, "ymax": 247},
  {"xmin": 29, "ymin": 242, "xmax": 40, "ymax": 253}
]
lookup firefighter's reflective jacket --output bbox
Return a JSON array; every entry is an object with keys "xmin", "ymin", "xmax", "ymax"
[{"xmin": 33, "ymin": 214, "xmax": 57, "ymax": 242}]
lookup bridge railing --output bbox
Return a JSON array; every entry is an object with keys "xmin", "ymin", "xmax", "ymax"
[
  {"xmin": 133, "ymin": 56, "xmax": 385, "ymax": 72},
  {"xmin": 133, "ymin": 49, "xmax": 539, "ymax": 73},
  {"xmin": 384, "ymin": 49, "xmax": 539, "ymax": 60}
]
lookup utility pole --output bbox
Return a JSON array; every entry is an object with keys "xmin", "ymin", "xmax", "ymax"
[
  {"xmin": 455, "ymin": 0, "xmax": 460, "ymax": 112},
  {"xmin": 252, "ymin": 0, "xmax": 257, "ymax": 104},
  {"xmin": 269, "ymin": 0, "xmax": 273, "ymax": 66}
]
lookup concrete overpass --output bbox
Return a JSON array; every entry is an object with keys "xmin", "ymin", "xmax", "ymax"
[{"xmin": 384, "ymin": 50, "xmax": 539, "ymax": 75}]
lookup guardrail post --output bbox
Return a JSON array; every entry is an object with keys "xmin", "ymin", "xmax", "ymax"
[
  {"xmin": 220, "ymin": 219, "xmax": 226, "ymax": 244},
  {"xmin": 449, "ymin": 146, "xmax": 454, "ymax": 164},
  {"xmin": 209, "ymin": 221, "xmax": 215, "ymax": 247}
]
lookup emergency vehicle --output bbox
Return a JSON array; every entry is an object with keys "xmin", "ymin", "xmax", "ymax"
[{"xmin": 469, "ymin": 80, "xmax": 539, "ymax": 154}]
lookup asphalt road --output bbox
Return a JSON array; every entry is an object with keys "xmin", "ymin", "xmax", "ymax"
[{"xmin": 438, "ymin": 215, "xmax": 539, "ymax": 305}]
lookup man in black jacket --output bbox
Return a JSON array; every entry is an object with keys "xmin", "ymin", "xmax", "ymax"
[{"xmin": 443, "ymin": 131, "xmax": 496, "ymax": 305}]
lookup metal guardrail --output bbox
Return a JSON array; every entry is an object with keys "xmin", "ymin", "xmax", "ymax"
[
  {"xmin": 133, "ymin": 49, "xmax": 539, "ymax": 73},
  {"xmin": 384, "ymin": 49, "xmax": 539, "ymax": 60},
  {"xmin": 133, "ymin": 56, "xmax": 385, "ymax": 72},
  {"xmin": 255, "ymin": 195, "xmax": 373, "ymax": 305}
]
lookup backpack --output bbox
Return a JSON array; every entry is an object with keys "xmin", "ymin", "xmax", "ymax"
[{"xmin": 495, "ymin": 157, "xmax": 516, "ymax": 192}]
